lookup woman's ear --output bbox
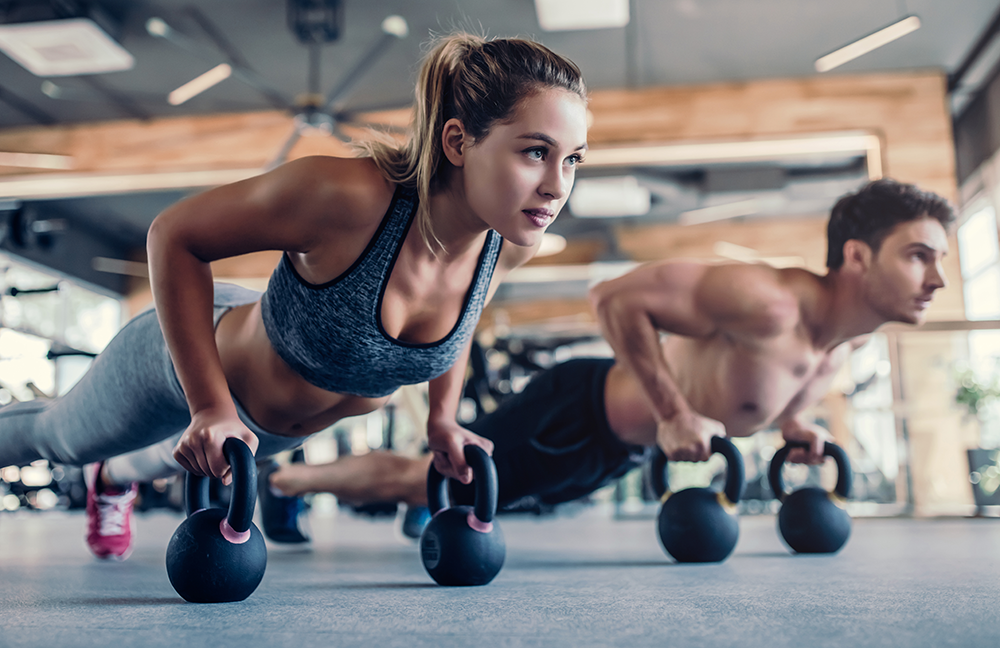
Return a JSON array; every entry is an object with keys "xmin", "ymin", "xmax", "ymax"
[{"xmin": 441, "ymin": 118, "xmax": 467, "ymax": 167}]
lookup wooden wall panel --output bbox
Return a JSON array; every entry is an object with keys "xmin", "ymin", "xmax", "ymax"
[
  {"xmin": 585, "ymin": 71, "xmax": 956, "ymax": 201},
  {"xmin": 0, "ymin": 111, "xmax": 367, "ymax": 177}
]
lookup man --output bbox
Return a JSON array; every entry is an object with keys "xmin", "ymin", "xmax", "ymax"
[{"xmin": 259, "ymin": 177, "xmax": 953, "ymax": 540}]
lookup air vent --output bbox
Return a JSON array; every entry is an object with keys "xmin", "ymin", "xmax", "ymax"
[{"xmin": 0, "ymin": 18, "xmax": 134, "ymax": 76}]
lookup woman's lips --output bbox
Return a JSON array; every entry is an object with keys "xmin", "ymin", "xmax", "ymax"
[{"xmin": 523, "ymin": 208, "xmax": 554, "ymax": 228}]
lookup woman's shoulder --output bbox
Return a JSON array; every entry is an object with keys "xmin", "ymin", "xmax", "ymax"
[{"xmin": 279, "ymin": 156, "xmax": 395, "ymax": 231}]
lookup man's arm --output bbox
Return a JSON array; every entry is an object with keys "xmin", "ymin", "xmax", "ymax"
[
  {"xmin": 772, "ymin": 338, "xmax": 864, "ymax": 463},
  {"xmin": 589, "ymin": 260, "xmax": 797, "ymax": 461}
]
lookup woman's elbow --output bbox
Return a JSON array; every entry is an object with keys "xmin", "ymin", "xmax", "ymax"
[{"xmin": 146, "ymin": 208, "xmax": 194, "ymax": 266}]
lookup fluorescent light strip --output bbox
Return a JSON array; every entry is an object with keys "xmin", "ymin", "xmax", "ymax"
[
  {"xmin": 91, "ymin": 257, "xmax": 148, "ymax": 277},
  {"xmin": 506, "ymin": 262, "xmax": 638, "ymax": 284},
  {"xmin": 168, "ymin": 63, "xmax": 233, "ymax": 105},
  {"xmin": 0, "ymin": 168, "xmax": 260, "ymax": 200},
  {"xmin": 585, "ymin": 133, "xmax": 881, "ymax": 168},
  {"xmin": 815, "ymin": 16, "xmax": 921, "ymax": 73},
  {"xmin": 0, "ymin": 152, "xmax": 74, "ymax": 170},
  {"xmin": 680, "ymin": 199, "xmax": 761, "ymax": 225}
]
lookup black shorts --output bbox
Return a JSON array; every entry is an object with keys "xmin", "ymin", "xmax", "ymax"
[{"xmin": 452, "ymin": 357, "xmax": 646, "ymax": 507}]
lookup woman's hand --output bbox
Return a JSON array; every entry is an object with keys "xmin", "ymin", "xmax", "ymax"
[
  {"xmin": 425, "ymin": 420, "xmax": 494, "ymax": 484},
  {"xmin": 173, "ymin": 407, "xmax": 259, "ymax": 485}
]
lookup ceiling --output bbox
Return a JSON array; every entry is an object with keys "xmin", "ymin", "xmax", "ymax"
[
  {"xmin": 2, "ymin": 0, "xmax": 999, "ymax": 129},
  {"xmin": 1, "ymin": 0, "xmax": 999, "ymax": 297}
]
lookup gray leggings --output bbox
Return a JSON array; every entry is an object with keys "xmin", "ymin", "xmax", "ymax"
[{"xmin": 0, "ymin": 283, "xmax": 305, "ymax": 483}]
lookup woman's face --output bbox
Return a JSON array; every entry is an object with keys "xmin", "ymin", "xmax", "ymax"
[{"xmin": 458, "ymin": 88, "xmax": 589, "ymax": 248}]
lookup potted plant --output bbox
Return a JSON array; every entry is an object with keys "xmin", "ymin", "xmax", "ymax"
[{"xmin": 955, "ymin": 369, "xmax": 1000, "ymax": 513}]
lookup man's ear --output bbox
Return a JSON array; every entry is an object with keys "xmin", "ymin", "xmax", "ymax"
[
  {"xmin": 441, "ymin": 118, "xmax": 468, "ymax": 167},
  {"xmin": 842, "ymin": 239, "xmax": 872, "ymax": 272}
]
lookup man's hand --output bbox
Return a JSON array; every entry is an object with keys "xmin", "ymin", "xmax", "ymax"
[
  {"xmin": 657, "ymin": 409, "xmax": 726, "ymax": 462},
  {"xmin": 780, "ymin": 419, "xmax": 833, "ymax": 465},
  {"xmin": 173, "ymin": 408, "xmax": 259, "ymax": 485},
  {"xmin": 426, "ymin": 420, "xmax": 495, "ymax": 484}
]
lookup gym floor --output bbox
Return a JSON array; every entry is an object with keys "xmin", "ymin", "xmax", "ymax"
[{"xmin": 1, "ymin": 508, "xmax": 999, "ymax": 647}]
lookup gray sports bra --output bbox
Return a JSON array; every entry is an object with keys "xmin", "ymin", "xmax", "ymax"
[{"xmin": 260, "ymin": 185, "xmax": 503, "ymax": 398}]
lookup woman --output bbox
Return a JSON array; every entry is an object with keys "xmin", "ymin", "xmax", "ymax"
[{"xmin": 0, "ymin": 33, "xmax": 589, "ymax": 559}]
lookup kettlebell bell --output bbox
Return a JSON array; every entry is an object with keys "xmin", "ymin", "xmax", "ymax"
[
  {"xmin": 420, "ymin": 445, "xmax": 505, "ymax": 586},
  {"xmin": 649, "ymin": 435, "xmax": 745, "ymax": 563},
  {"xmin": 166, "ymin": 437, "xmax": 267, "ymax": 603},
  {"xmin": 768, "ymin": 440, "xmax": 852, "ymax": 554}
]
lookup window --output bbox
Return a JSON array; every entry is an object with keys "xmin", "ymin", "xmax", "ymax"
[{"xmin": 959, "ymin": 206, "xmax": 1000, "ymax": 320}]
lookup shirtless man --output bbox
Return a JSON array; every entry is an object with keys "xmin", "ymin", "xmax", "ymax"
[{"xmin": 259, "ymin": 177, "xmax": 953, "ymax": 536}]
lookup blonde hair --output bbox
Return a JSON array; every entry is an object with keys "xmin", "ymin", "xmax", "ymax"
[{"xmin": 355, "ymin": 33, "xmax": 586, "ymax": 254}]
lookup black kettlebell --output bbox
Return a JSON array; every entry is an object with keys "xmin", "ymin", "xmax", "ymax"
[
  {"xmin": 649, "ymin": 436, "xmax": 745, "ymax": 563},
  {"xmin": 420, "ymin": 445, "xmax": 505, "ymax": 586},
  {"xmin": 768, "ymin": 440, "xmax": 852, "ymax": 554},
  {"xmin": 166, "ymin": 437, "xmax": 267, "ymax": 603}
]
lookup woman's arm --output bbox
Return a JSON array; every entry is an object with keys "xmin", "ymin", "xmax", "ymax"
[
  {"xmin": 421, "ymin": 236, "xmax": 540, "ymax": 482},
  {"xmin": 147, "ymin": 156, "xmax": 390, "ymax": 481},
  {"xmin": 425, "ymin": 340, "xmax": 494, "ymax": 484}
]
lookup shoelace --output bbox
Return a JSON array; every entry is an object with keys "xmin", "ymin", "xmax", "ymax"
[{"xmin": 95, "ymin": 491, "xmax": 135, "ymax": 536}]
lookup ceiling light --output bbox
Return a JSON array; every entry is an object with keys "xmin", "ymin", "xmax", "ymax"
[
  {"xmin": 534, "ymin": 0, "xmax": 629, "ymax": 32},
  {"xmin": 91, "ymin": 257, "xmax": 149, "ymax": 277},
  {"xmin": 679, "ymin": 199, "xmax": 761, "ymax": 225},
  {"xmin": 584, "ymin": 132, "xmax": 883, "ymax": 180},
  {"xmin": 0, "ymin": 18, "xmax": 133, "ymax": 76},
  {"xmin": 587, "ymin": 133, "xmax": 880, "ymax": 166},
  {"xmin": 713, "ymin": 241, "xmax": 805, "ymax": 268},
  {"xmin": 0, "ymin": 169, "xmax": 260, "ymax": 200},
  {"xmin": 0, "ymin": 152, "xmax": 74, "ymax": 170},
  {"xmin": 570, "ymin": 175, "xmax": 651, "ymax": 218},
  {"xmin": 505, "ymin": 262, "xmax": 638, "ymax": 284},
  {"xmin": 168, "ymin": 63, "xmax": 233, "ymax": 105},
  {"xmin": 815, "ymin": 16, "xmax": 921, "ymax": 73}
]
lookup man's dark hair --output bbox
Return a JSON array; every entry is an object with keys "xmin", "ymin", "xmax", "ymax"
[{"xmin": 826, "ymin": 178, "xmax": 955, "ymax": 270}]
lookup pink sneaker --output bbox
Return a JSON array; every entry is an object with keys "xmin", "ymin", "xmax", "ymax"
[{"xmin": 85, "ymin": 462, "xmax": 138, "ymax": 561}]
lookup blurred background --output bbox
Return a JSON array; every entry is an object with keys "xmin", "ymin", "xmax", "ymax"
[{"xmin": 2, "ymin": 0, "xmax": 1000, "ymax": 521}]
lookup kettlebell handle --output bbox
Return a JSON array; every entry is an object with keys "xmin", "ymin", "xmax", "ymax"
[
  {"xmin": 649, "ymin": 436, "xmax": 745, "ymax": 504},
  {"xmin": 768, "ymin": 440, "xmax": 852, "ymax": 502},
  {"xmin": 184, "ymin": 437, "xmax": 257, "ymax": 534},
  {"xmin": 426, "ymin": 445, "xmax": 498, "ymax": 524}
]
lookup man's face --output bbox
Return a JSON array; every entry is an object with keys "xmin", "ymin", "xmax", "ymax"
[{"xmin": 861, "ymin": 216, "xmax": 949, "ymax": 325}]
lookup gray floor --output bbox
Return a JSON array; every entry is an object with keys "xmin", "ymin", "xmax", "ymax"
[{"xmin": 1, "ymin": 507, "xmax": 999, "ymax": 648}]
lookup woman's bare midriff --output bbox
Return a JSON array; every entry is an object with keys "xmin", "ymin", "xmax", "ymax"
[{"xmin": 215, "ymin": 302, "xmax": 390, "ymax": 437}]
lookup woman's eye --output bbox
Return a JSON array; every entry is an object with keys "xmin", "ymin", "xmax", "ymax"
[
  {"xmin": 566, "ymin": 154, "xmax": 584, "ymax": 166},
  {"xmin": 526, "ymin": 148, "xmax": 545, "ymax": 160}
]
